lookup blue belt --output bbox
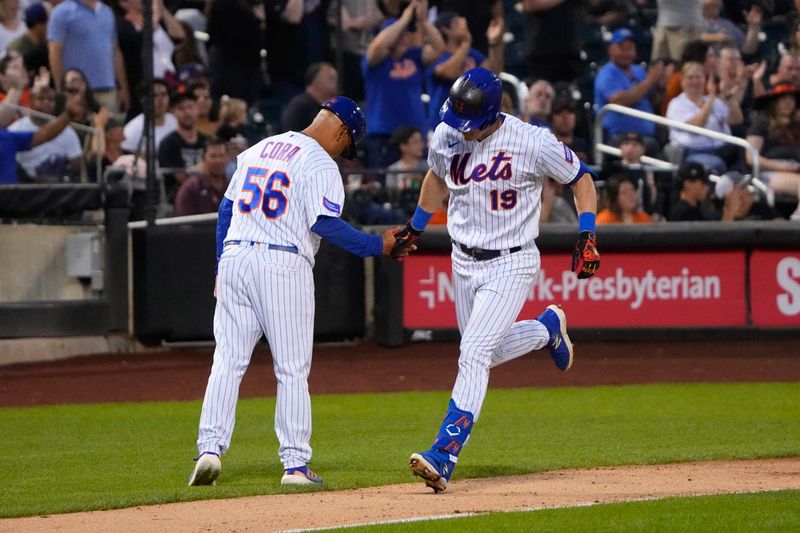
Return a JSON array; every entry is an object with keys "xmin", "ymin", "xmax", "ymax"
[
  {"xmin": 455, "ymin": 241, "xmax": 521, "ymax": 261},
  {"xmin": 226, "ymin": 241, "xmax": 299, "ymax": 254}
]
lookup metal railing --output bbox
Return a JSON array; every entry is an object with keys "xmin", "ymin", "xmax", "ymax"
[
  {"xmin": 0, "ymin": 101, "xmax": 103, "ymax": 184},
  {"xmin": 593, "ymin": 103, "xmax": 772, "ymax": 204}
]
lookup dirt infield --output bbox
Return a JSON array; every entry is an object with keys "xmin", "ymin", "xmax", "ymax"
[
  {"xmin": 1, "ymin": 338, "xmax": 799, "ymax": 531},
  {"xmin": 4, "ymin": 458, "xmax": 800, "ymax": 533}
]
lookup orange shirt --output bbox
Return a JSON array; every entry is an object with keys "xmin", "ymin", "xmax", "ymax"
[
  {"xmin": 662, "ymin": 71, "xmax": 682, "ymax": 115},
  {"xmin": 597, "ymin": 209, "xmax": 653, "ymax": 224},
  {"xmin": 0, "ymin": 88, "xmax": 30, "ymax": 108},
  {"xmin": 429, "ymin": 209, "xmax": 447, "ymax": 225}
]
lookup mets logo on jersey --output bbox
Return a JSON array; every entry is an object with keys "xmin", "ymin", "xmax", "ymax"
[{"xmin": 449, "ymin": 151, "xmax": 513, "ymax": 185}]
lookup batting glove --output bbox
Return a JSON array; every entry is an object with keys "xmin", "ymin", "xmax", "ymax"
[
  {"xmin": 572, "ymin": 231, "xmax": 600, "ymax": 279},
  {"xmin": 391, "ymin": 222, "xmax": 423, "ymax": 261}
]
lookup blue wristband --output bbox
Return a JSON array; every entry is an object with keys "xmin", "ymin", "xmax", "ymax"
[
  {"xmin": 579, "ymin": 212, "xmax": 596, "ymax": 233},
  {"xmin": 411, "ymin": 206, "xmax": 433, "ymax": 231}
]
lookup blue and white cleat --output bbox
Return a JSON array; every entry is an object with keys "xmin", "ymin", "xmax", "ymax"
[
  {"xmin": 281, "ymin": 465, "xmax": 323, "ymax": 486},
  {"xmin": 409, "ymin": 451, "xmax": 453, "ymax": 493},
  {"xmin": 188, "ymin": 451, "xmax": 221, "ymax": 486},
  {"xmin": 536, "ymin": 304, "xmax": 574, "ymax": 371}
]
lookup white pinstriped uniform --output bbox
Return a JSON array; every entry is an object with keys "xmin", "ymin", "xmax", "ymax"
[
  {"xmin": 197, "ymin": 132, "xmax": 345, "ymax": 470},
  {"xmin": 427, "ymin": 114, "xmax": 582, "ymax": 418}
]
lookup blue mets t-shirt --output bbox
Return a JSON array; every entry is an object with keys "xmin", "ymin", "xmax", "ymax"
[
  {"xmin": 0, "ymin": 129, "xmax": 34, "ymax": 184},
  {"xmin": 362, "ymin": 48, "xmax": 426, "ymax": 135},
  {"xmin": 594, "ymin": 62, "xmax": 656, "ymax": 137},
  {"xmin": 425, "ymin": 48, "xmax": 485, "ymax": 133}
]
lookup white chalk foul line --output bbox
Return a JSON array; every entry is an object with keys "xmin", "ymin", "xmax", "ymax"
[{"xmin": 275, "ymin": 488, "xmax": 796, "ymax": 533}]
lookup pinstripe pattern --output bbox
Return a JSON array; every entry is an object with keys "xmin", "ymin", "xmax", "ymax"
[
  {"xmin": 197, "ymin": 131, "xmax": 346, "ymax": 470},
  {"xmin": 424, "ymin": 114, "xmax": 579, "ymax": 420}
]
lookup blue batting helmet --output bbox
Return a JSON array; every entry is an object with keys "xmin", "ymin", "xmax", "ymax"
[
  {"xmin": 440, "ymin": 67, "xmax": 503, "ymax": 132},
  {"xmin": 320, "ymin": 96, "xmax": 366, "ymax": 160}
]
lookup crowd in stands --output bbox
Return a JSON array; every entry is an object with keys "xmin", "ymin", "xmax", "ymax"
[{"xmin": 1, "ymin": 0, "xmax": 800, "ymax": 224}]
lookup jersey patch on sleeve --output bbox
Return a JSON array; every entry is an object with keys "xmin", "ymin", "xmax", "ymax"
[
  {"xmin": 322, "ymin": 196, "xmax": 341, "ymax": 215},
  {"xmin": 562, "ymin": 143, "xmax": 574, "ymax": 164}
]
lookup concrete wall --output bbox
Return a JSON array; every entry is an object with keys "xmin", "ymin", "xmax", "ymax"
[{"xmin": 0, "ymin": 224, "xmax": 99, "ymax": 302}]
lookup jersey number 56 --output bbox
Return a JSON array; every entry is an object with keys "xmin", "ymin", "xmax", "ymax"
[{"xmin": 238, "ymin": 167, "xmax": 290, "ymax": 219}]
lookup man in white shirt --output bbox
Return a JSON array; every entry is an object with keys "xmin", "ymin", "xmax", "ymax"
[{"xmin": 9, "ymin": 84, "xmax": 83, "ymax": 182}]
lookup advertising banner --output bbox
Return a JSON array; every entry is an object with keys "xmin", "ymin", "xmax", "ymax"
[
  {"xmin": 750, "ymin": 250, "xmax": 800, "ymax": 327},
  {"xmin": 403, "ymin": 251, "xmax": 747, "ymax": 328}
]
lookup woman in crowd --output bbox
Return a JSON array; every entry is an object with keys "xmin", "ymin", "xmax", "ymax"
[
  {"xmin": 666, "ymin": 61, "xmax": 742, "ymax": 174},
  {"xmin": 745, "ymin": 83, "xmax": 800, "ymax": 220},
  {"xmin": 190, "ymin": 81, "xmax": 219, "ymax": 137},
  {"xmin": 596, "ymin": 175, "xmax": 654, "ymax": 224}
]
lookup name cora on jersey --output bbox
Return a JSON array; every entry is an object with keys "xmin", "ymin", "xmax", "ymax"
[{"xmin": 450, "ymin": 151, "xmax": 513, "ymax": 185}]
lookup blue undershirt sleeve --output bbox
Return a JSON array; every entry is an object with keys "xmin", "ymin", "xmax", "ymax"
[
  {"xmin": 311, "ymin": 215, "xmax": 384, "ymax": 257},
  {"xmin": 215, "ymin": 197, "xmax": 233, "ymax": 274}
]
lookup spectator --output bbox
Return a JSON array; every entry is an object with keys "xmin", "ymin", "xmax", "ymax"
[
  {"xmin": 328, "ymin": 0, "xmax": 383, "ymax": 102},
  {"xmin": 594, "ymin": 28, "xmax": 665, "ymax": 155},
  {"xmin": 361, "ymin": 0, "xmax": 444, "ymax": 170},
  {"xmin": 518, "ymin": 0, "xmax": 584, "ymax": 83},
  {"xmin": 86, "ymin": 113, "xmax": 126, "ymax": 180},
  {"xmin": 714, "ymin": 170, "xmax": 780, "ymax": 221},
  {"xmin": 745, "ymin": 83, "xmax": 800, "ymax": 219},
  {"xmin": 172, "ymin": 20, "xmax": 204, "ymax": 73},
  {"xmin": 0, "ymin": 52, "xmax": 29, "ymax": 126},
  {"xmin": 265, "ymin": 0, "xmax": 330, "ymax": 101},
  {"xmin": 0, "ymin": 88, "xmax": 86, "ymax": 184},
  {"xmin": 549, "ymin": 96, "xmax": 591, "ymax": 163},
  {"xmin": 608, "ymin": 131, "xmax": 660, "ymax": 217},
  {"xmin": 173, "ymin": 137, "xmax": 229, "ymax": 216},
  {"xmin": 716, "ymin": 45, "xmax": 756, "ymax": 123},
  {"xmin": 668, "ymin": 161, "xmax": 739, "ymax": 221},
  {"xmin": 666, "ymin": 61, "xmax": 743, "ymax": 174},
  {"xmin": 9, "ymin": 84, "xmax": 84, "ymax": 182},
  {"xmin": 48, "ymin": 0, "xmax": 130, "ymax": 114},
  {"xmin": 158, "ymin": 88, "xmax": 208, "ymax": 199},
  {"xmin": 661, "ymin": 39, "xmax": 716, "ymax": 114},
  {"xmin": 117, "ymin": 0, "xmax": 186, "ymax": 120},
  {"xmin": 437, "ymin": 0, "xmax": 502, "ymax": 56},
  {"xmin": 540, "ymin": 176, "xmax": 578, "ymax": 224},
  {"xmin": 525, "ymin": 79, "xmax": 554, "ymax": 128},
  {"xmin": 700, "ymin": 0, "xmax": 760, "ymax": 56},
  {"xmin": 280, "ymin": 62, "xmax": 339, "ymax": 133},
  {"xmin": 121, "ymin": 79, "xmax": 177, "ymax": 153},
  {"xmin": 425, "ymin": 10, "xmax": 504, "ymax": 132},
  {"xmin": 190, "ymin": 81, "xmax": 218, "ymax": 137},
  {"xmin": 8, "ymin": 3, "xmax": 49, "ymax": 78},
  {"xmin": 597, "ymin": 175, "xmax": 654, "ymax": 224},
  {"xmin": 753, "ymin": 52, "xmax": 800, "ymax": 98},
  {"xmin": 386, "ymin": 124, "xmax": 426, "ymax": 192},
  {"xmin": 0, "ymin": 0, "xmax": 25, "ymax": 57},
  {"xmin": 652, "ymin": 0, "xmax": 703, "ymax": 63},
  {"xmin": 205, "ymin": 0, "xmax": 263, "ymax": 103},
  {"xmin": 60, "ymin": 68, "xmax": 102, "ymax": 147},
  {"xmin": 215, "ymin": 96, "xmax": 248, "ymax": 142}
]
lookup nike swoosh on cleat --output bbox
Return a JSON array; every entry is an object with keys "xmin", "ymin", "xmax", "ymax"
[{"xmin": 448, "ymin": 141, "xmax": 459, "ymax": 147}]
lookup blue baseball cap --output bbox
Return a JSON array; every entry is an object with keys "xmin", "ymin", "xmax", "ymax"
[
  {"xmin": 320, "ymin": 96, "xmax": 366, "ymax": 160},
  {"xmin": 25, "ymin": 3, "xmax": 47, "ymax": 27},
  {"xmin": 610, "ymin": 28, "xmax": 636, "ymax": 45}
]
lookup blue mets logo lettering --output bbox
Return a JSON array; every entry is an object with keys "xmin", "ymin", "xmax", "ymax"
[{"xmin": 449, "ymin": 151, "xmax": 513, "ymax": 185}]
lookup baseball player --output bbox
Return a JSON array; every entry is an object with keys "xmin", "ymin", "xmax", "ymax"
[
  {"xmin": 392, "ymin": 67, "xmax": 600, "ymax": 492},
  {"xmin": 188, "ymin": 97, "xmax": 410, "ymax": 487}
]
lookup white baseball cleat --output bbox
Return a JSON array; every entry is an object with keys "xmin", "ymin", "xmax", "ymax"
[
  {"xmin": 188, "ymin": 452, "xmax": 221, "ymax": 486},
  {"xmin": 281, "ymin": 465, "xmax": 323, "ymax": 485}
]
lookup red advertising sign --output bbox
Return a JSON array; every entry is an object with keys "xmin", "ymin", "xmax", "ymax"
[
  {"xmin": 403, "ymin": 251, "xmax": 747, "ymax": 328},
  {"xmin": 750, "ymin": 250, "xmax": 800, "ymax": 327}
]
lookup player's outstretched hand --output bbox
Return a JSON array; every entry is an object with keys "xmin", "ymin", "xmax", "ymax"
[
  {"xmin": 572, "ymin": 230, "xmax": 600, "ymax": 279},
  {"xmin": 388, "ymin": 222, "xmax": 422, "ymax": 261}
]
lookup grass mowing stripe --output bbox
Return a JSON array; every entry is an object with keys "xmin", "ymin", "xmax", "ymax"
[
  {"xmin": 333, "ymin": 489, "xmax": 800, "ymax": 532},
  {"xmin": 3, "ymin": 383, "xmax": 800, "ymax": 517}
]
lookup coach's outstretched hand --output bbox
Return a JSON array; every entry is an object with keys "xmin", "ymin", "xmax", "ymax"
[
  {"xmin": 389, "ymin": 222, "xmax": 422, "ymax": 261},
  {"xmin": 572, "ymin": 231, "xmax": 600, "ymax": 279}
]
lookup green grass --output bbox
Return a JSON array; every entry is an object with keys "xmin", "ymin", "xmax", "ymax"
[
  {"xmin": 3, "ymin": 383, "xmax": 799, "ymax": 517},
  {"xmin": 344, "ymin": 490, "xmax": 800, "ymax": 532}
]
